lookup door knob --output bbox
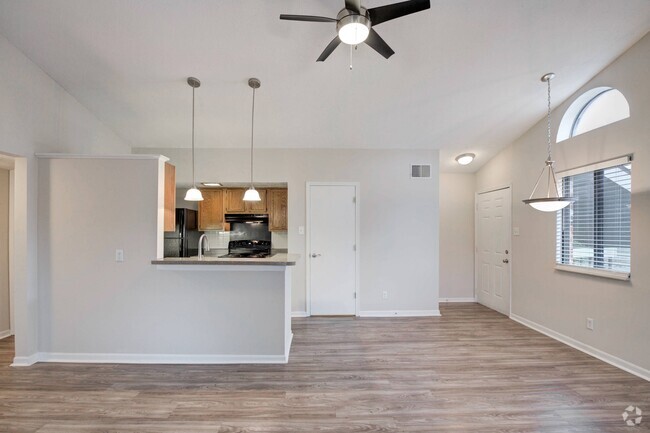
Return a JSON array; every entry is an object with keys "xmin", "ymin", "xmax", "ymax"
[
  {"xmin": 311, "ymin": 253, "xmax": 321, "ymax": 258},
  {"xmin": 503, "ymin": 258, "xmax": 509, "ymax": 263}
]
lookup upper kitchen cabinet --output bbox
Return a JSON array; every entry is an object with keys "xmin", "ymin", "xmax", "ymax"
[
  {"xmin": 225, "ymin": 188, "xmax": 267, "ymax": 213},
  {"xmin": 164, "ymin": 162, "xmax": 176, "ymax": 232},
  {"xmin": 198, "ymin": 189, "xmax": 225, "ymax": 230},
  {"xmin": 268, "ymin": 189, "xmax": 288, "ymax": 232}
]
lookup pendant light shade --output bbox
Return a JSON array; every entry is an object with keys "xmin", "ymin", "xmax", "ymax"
[
  {"xmin": 244, "ymin": 78, "xmax": 262, "ymax": 202},
  {"xmin": 523, "ymin": 73, "xmax": 573, "ymax": 212},
  {"xmin": 184, "ymin": 187, "xmax": 203, "ymax": 201},
  {"xmin": 185, "ymin": 77, "xmax": 203, "ymax": 202},
  {"xmin": 243, "ymin": 187, "xmax": 261, "ymax": 201}
]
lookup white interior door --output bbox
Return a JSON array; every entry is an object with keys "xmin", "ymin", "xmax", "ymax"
[
  {"xmin": 476, "ymin": 187, "xmax": 511, "ymax": 315},
  {"xmin": 308, "ymin": 184, "xmax": 357, "ymax": 316}
]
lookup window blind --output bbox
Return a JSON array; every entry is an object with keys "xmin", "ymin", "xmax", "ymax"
[{"xmin": 556, "ymin": 157, "xmax": 631, "ymax": 275}]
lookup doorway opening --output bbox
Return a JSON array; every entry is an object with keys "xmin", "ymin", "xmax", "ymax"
[{"xmin": 306, "ymin": 182, "xmax": 360, "ymax": 316}]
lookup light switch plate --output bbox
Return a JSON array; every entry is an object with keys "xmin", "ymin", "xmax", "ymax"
[
  {"xmin": 115, "ymin": 249, "xmax": 124, "ymax": 262},
  {"xmin": 298, "ymin": 226, "xmax": 305, "ymax": 235},
  {"xmin": 513, "ymin": 227, "xmax": 520, "ymax": 236}
]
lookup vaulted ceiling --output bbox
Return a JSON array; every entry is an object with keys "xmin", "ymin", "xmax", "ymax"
[{"xmin": 0, "ymin": 0, "xmax": 648, "ymax": 172}]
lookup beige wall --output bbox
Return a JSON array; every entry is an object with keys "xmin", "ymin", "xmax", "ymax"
[
  {"xmin": 135, "ymin": 148, "xmax": 441, "ymax": 315},
  {"xmin": 0, "ymin": 33, "xmax": 129, "ymax": 360},
  {"xmin": 0, "ymin": 169, "xmax": 9, "ymax": 335},
  {"xmin": 475, "ymin": 33, "xmax": 650, "ymax": 373},
  {"xmin": 439, "ymin": 173, "xmax": 475, "ymax": 300}
]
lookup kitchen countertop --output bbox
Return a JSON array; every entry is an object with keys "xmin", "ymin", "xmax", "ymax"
[{"xmin": 151, "ymin": 253, "xmax": 299, "ymax": 266}]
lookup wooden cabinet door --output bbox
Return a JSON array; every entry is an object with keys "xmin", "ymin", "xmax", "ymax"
[
  {"xmin": 224, "ymin": 188, "xmax": 246, "ymax": 213},
  {"xmin": 246, "ymin": 189, "xmax": 267, "ymax": 213},
  {"xmin": 268, "ymin": 189, "xmax": 288, "ymax": 232},
  {"xmin": 164, "ymin": 163, "xmax": 176, "ymax": 232},
  {"xmin": 198, "ymin": 189, "xmax": 224, "ymax": 230}
]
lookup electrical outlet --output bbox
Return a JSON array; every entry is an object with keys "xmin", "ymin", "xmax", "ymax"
[
  {"xmin": 115, "ymin": 249, "xmax": 124, "ymax": 263},
  {"xmin": 586, "ymin": 318, "xmax": 594, "ymax": 330},
  {"xmin": 382, "ymin": 290, "xmax": 388, "ymax": 300}
]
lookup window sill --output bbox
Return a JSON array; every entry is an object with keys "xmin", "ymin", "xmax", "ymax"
[{"xmin": 555, "ymin": 264, "xmax": 630, "ymax": 281}]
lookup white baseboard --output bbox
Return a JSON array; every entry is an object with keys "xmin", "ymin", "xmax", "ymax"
[
  {"xmin": 14, "ymin": 351, "xmax": 289, "ymax": 366},
  {"xmin": 11, "ymin": 353, "xmax": 41, "ymax": 367},
  {"xmin": 0, "ymin": 329, "xmax": 13, "ymax": 340},
  {"xmin": 291, "ymin": 311, "xmax": 309, "ymax": 318},
  {"xmin": 359, "ymin": 310, "xmax": 441, "ymax": 317},
  {"xmin": 510, "ymin": 314, "xmax": 650, "ymax": 382},
  {"xmin": 439, "ymin": 297, "xmax": 477, "ymax": 303}
]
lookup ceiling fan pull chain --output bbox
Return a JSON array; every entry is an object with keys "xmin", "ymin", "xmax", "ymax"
[{"xmin": 349, "ymin": 44, "xmax": 353, "ymax": 70}]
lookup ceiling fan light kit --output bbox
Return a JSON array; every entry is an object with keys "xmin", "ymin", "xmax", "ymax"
[
  {"xmin": 523, "ymin": 72, "xmax": 573, "ymax": 212},
  {"xmin": 280, "ymin": 0, "xmax": 430, "ymax": 62},
  {"xmin": 337, "ymin": 10, "xmax": 370, "ymax": 45}
]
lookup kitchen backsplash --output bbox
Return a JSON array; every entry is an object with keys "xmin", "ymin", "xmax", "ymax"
[{"xmin": 203, "ymin": 230, "xmax": 288, "ymax": 250}]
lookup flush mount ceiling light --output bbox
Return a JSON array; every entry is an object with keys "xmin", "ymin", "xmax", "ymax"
[
  {"xmin": 455, "ymin": 153, "xmax": 475, "ymax": 166},
  {"xmin": 523, "ymin": 73, "xmax": 573, "ymax": 212},
  {"xmin": 201, "ymin": 182, "xmax": 222, "ymax": 187},
  {"xmin": 243, "ymin": 78, "xmax": 261, "ymax": 202},
  {"xmin": 184, "ymin": 77, "xmax": 203, "ymax": 202}
]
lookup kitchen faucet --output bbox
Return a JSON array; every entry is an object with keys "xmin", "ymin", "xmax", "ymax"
[{"xmin": 198, "ymin": 234, "xmax": 210, "ymax": 259}]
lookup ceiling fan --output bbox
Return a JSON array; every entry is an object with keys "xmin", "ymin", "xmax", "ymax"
[{"xmin": 280, "ymin": 0, "xmax": 430, "ymax": 62}]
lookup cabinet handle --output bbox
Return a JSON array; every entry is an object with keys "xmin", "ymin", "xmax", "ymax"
[{"xmin": 311, "ymin": 253, "xmax": 321, "ymax": 258}]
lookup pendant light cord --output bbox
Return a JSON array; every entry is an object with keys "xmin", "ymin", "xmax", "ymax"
[
  {"xmin": 546, "ymin": 77, "xmax": 552, "ymax": 161},
  {"xmin": 250, "ymin": 86, "xmax": 256, "ymax": 188},
  {"xmin": 191, "ymin": 85, "xmax": 196, "ymax": 188}
]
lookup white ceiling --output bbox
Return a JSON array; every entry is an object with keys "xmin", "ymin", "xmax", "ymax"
[{"xmin": 0, "ymin": 1, "xmax": 648, "ymax": 172}]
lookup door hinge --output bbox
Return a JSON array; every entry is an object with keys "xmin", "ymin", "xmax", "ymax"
[
  {"xmin": 354, "ymin": 292, "xmax": 357, "ymax": 299},
  {"xmin": 352, "ymin": 196, "xmax": 356, "ymax": 204},
  {"xmin": 353, "ymin": 244, "xmax": 357, "ymax": 251}
]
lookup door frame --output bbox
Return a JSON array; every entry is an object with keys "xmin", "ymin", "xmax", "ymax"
[
  {"xmin": 474, "ymin": 184, "xmax": 512, "ymax": 317},
  {"xmin": 306, "ymin": 182, "xmax": 360, "ymax": 317}
]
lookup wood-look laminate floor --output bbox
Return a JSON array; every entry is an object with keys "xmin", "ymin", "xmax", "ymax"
[{"xmin": 0, "ymin": 303, "xmax": 648, "ymax": 432}]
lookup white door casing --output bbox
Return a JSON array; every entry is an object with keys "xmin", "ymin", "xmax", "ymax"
[
  {"xmin": 476, "ymin": 187, "xmax": 511, "ymax": 315},
  {"xmin": 307, "ymin": 183, "xmax": 359, "ymax": 316}
]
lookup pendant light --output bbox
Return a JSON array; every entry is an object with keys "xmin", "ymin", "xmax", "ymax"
[
  {"xmin": 522, "ymin": 73, "xmax": 573, "ymax": 212},
  {"xmin": 243, "ymin": 78, "xmax": 261, "ymax": 202},
  {"xmin": 184, "ymin": 77, "xmax": 203, "ymax": 201}
]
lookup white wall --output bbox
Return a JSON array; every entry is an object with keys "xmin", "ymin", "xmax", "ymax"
[
  {"xmin": 439, "ymin": 173, "xmax": 475, "ymax": 301},
  {"xmin": 0, "ymin": 169, "xmax": 9, "ymax": 335},
  {"xmin": 135, "ymin": 148, "xmax": 441, "ymax": 315},
  {"xmin": 0, "ymin": 34, "xmax": 129, "ymax": 360},
  {"xmin": 475, "ymin": 33, "xmax": 650, "ymax": 374}
]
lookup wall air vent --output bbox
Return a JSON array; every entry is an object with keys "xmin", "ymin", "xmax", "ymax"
[{"xmin": 411, "ymin": 164, "xmax": 432, "ymax": 178}]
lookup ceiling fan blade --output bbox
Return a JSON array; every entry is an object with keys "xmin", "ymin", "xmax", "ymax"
[
  {"xmin": 367, "ymin": 0, "xmax": 430, "ymax": 26},
  {"xmin": 279, "ymin": 14, "xmax": 336, "ymax": 23},
  {"xmin": 364, "ymin": 29, "xmax": 395, "ymax": 59},
  {"xmin": 317, "ymin": 37, "xmax": 342, "ymax": 62},
  {"xmin": 345, "ymin": 0, "xmax": 362, "ymax": 13}
]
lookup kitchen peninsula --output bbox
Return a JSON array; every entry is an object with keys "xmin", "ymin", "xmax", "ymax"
[{"xmin": 30, "ymin": 154, "xmax": 299, "ymax": 367}]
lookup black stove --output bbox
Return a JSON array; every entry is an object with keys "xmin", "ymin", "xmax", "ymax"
[{"xmin": 219, "ymin": 240, "xmax": 273, "ymax": 259}]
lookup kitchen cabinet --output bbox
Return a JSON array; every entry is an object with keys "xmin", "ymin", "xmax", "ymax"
[
  {"xmin": 164, "ymin": 162, "xmax": 176, "ymax": 232},
  {"xmin": 198, "ymin": 189, "xmax": 225, "ymax": 230},
  {"xmin": 225, "ymin": 188, "xmax": 267, "ymax": 213},
  {"xmin": 268, "ymin": 189, "xmax": 288, "ymax": 232}
]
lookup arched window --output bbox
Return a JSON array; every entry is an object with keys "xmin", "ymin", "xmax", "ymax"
[{"xmin": 557, "ymin": 87, "xmax": 630, "ymax": 142}]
